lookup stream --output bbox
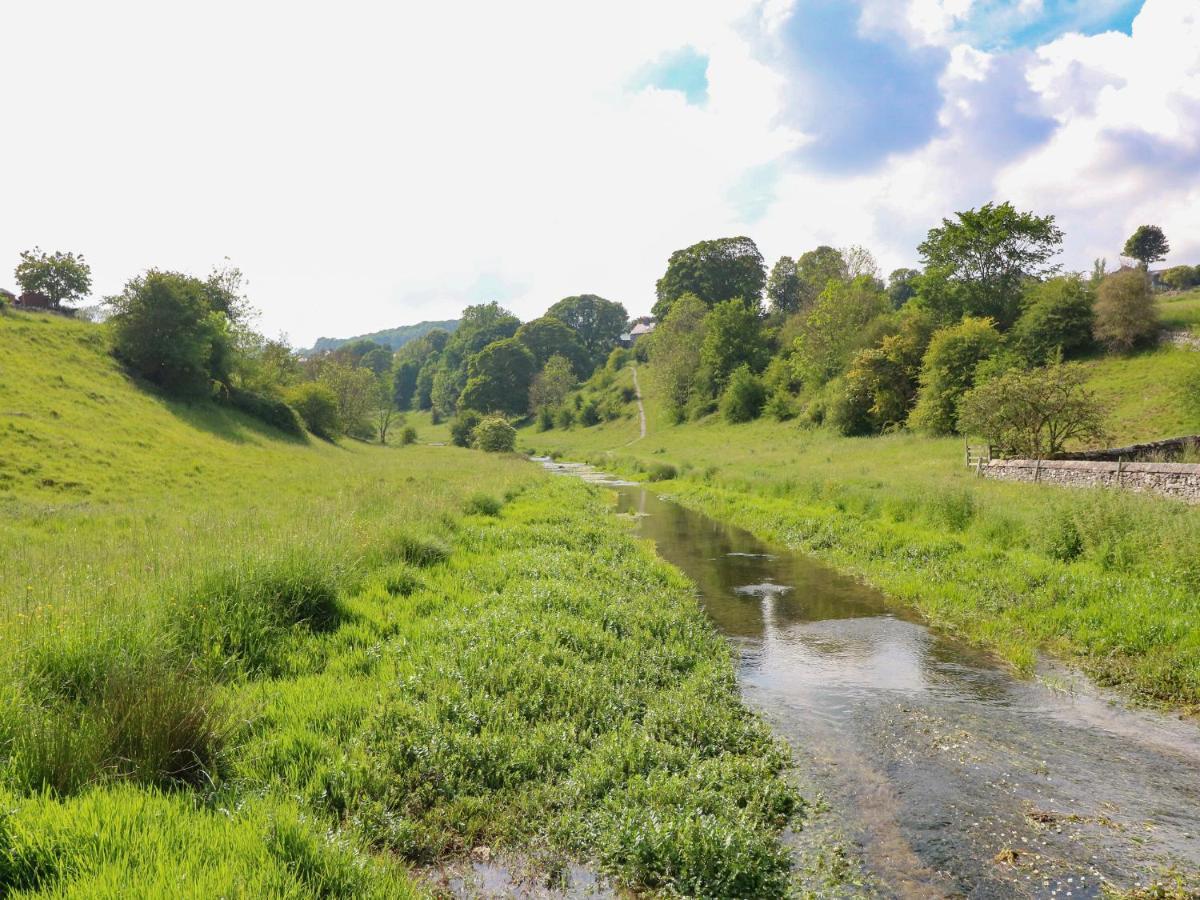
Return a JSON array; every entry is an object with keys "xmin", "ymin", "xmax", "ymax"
[{"xmin": 543, "ymin": 460, "xmax": 1200, "ymax": 899}]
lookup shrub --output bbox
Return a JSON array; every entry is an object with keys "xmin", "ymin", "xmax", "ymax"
[
  {"xmin": 226, "ymin": 387, "xmax": 305, "ymax": 437},
  {"xmin": 285, "ymin": 383, "xmax": 340, "ymax": 438},
  {"xmin": 555, "ymin": 407, "xmax": 575, "ymax": 429},
  {"xmin": 909, "ymin": 317, "xmax": 1002, "ymax": 434},
  {"xmin": 763, "ymin": 388, "xmax": 796, "ymax": 421},
  {"xmin": 464, "ymin": 493, "xmax": 502, "ymax": 516},
  {"xmin": 580, "ymin": 400, "xmax": 601, "ymax": 426},
  {"xmin": 1160, "ymin": 265, "xmax": 1200, "ymax": 291},
  {"xmin": 1094, "ymin": 269, "xmax": 1157, "ymax": 352},
  {"xmin": 473, "ymin": 415, "xmax": 516, "ymax": 452},
  {"xmin": 828, "ymin": 376, "xmax": 873, "ymax": 436},
  {"xmin": 1012, "ymin": 276, "xmax": 1095, "ymax": 364},
  {"xmin": 606, "ymin": 347, "xmax": 630, "ymax": 371},
  {"xmin": 536, "ymin": 406, "xmax": 555, "ymax": 431},
  {"xmin": 719, "ymin": 366, "xmax": 766, "ymax": 423},
  {"xmin": 400, "ymin": 425, "xmax": 418, "ymax": 445},
  {"xmin": 646, "ymin": 462, "xmax": 678, "ymax": 482},
  {"xmin": 450, "ymin": 410, "xmax": 483, "ymax": 448}
]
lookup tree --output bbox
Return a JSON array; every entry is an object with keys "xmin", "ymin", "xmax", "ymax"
[
  {"xmin": 286, "ymin": 382, "xmax": 340, "ymax": 439},
  {"xmin": 909, "ymin": 317, "xmax": 1002, "ymax": 434},
  {"xmin": 528, "ymin": 354, "xmax": 576, "ymax": 414},
  {"xmin": 1094, "ymin": 269, "xmax": 1158, "ymax": 352},
  {"xmin": 515, "ymin": 316, "xmax": 590, "ymax": 377},
  {"xmin": 457, "ymin": 337, "xmax": 536, "ymax": 417},
  {"xmin": 917, "ymin": 202, "xmax": 1064, "ymax": 328},
  {"xmin": 393, "ymin": 358, "xmax": 421, "ymax": 409},
  {"xmin": 841, "ymin": 245, "xmax": 879, "ymax": 281},
  {"xmin": 200, "ymin": 262, "xmax": 253, "ymax": 324},
  {"xmin": 1011, "ymin": 275, "xmax": 1095, "ymax": 365},
  {"xmin": 473, "ymin": 415, "xmax": 516, "ymax": 452},
  {"xmin": 544, "ymin": 295, "xmax": 628, "ymax": 370},
  {"xmin": 375, "ymin": 377, "xmax": 398, "ymax": 444},
  {"xmin": 107, "ymin": 270, "xmax": 231, "ymax": 397},
  {"xmin": 700, "ymin": 298, "xmax": 768, "ymax": 391},
  {"xmin": 791, "ymin": 276, "xmax": 890, "ymax": 388},
  {"xmin": 653, "ymin": 236, "xmax": 765, "ymax": 318},
  {"xmin": 795, "ymin": 246, "xmax": 848, "ymax": 308},
  {"xmin": 1160, "ymin": 266, "xmax": 1200, "ymax": 291},
  {"xmin": 719, "ymin": 366, "xmax": 766, "ymax": 423},
  {"xmin": 835, "ymin": 310, "xmax": 932, "ymax": 435},
  {"xmin": 766, "ymin": 256, "xmax": 802, "ymax": 316},
  {"xmin": 959, "ymin": 363, "xmax": 1107, "ymax": 458},
  {"xmin": 431, "ymin": 302, "xmax": 520, "ymax": 416},
  {"xmin": 15, "ymin": 248, "xmax": 92, "ymax": 309},
  {"xmin": 319, "ymin": 362, "xmax": 376, "ymax": 437},
  {"xmin": 1123, "ymin": 225, "xmax": 1169, "ymax": 269},
  {"xmin": 887, "ymin": 268, "xmax": 920, "ymax": 308},
  {"xmin": 649, "ymin": 293, "xmax": 709, "ymax": 422}
]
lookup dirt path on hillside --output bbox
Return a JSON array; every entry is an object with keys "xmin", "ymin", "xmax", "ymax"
[{"xmin": 629, "ymin": 365, "xmax": 646, "ymax": 443}]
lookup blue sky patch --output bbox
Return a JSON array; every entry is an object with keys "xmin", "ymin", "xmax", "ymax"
[
  {"xmin": 633, "ymin": 46, "xmax": 710, "ymax": 106},
  {"xmin": 727, "ymin": 162, "xmax": 783, "ymax": 223},
  {"xmin": 959, "ymin": 0, "xmax": 1143, "ymax": 49}
]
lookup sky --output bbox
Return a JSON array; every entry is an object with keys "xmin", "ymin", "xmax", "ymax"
[{"xmin": 1, "ymin": 0, "xmax": 1196, "ymax": 346}]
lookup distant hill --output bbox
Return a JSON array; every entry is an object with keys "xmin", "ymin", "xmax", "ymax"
[{"xmin": 308, "ymin": 319, "xmax": 460, "ymax": 354}]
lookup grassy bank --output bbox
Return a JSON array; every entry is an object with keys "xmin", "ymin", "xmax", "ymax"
[
  {"xmin": 0, "ymin": 313, "xmax": 799, "ymax": 897},
  {"xmin": 523, "ymin": 360, "xmax": 1200, "ymax": 709}
]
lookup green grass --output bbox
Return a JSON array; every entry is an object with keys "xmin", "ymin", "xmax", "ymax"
[
  {"xmin": 1080, "ymin": 345, "xmax": 1200, "ymax": 443},
  {"xmin": 0, "ymin": 311, "xmax": 799, "ymax": 897},
  {"xmin": 523, "ymin": 360, "xmax": 1200, "ymax": 709},
  {"xmin": 1158, "ymin": 288, "xmax": 1200, "ymax": 334}
]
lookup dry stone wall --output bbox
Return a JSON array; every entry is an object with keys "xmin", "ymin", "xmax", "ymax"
[{"xmin": 980, "ymin": 459, "xmax": 1200, "ymax": 504}]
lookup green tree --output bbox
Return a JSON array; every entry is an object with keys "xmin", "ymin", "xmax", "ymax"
[
  {"xmin": 544, "ymin": 295, "xmax": 628, "ymax": 370},
  {"xmin": 1011, "ymin": 275, "xmax": 1095, "ymax": 365},
  {"xmin": 15, "ymin": 248, "xmax": 92, "ymax": 309},
  {"xmin": 1123, "ymin": 225, "xmax": 1169, "ymax": 269},
  {"xmin": 795, "ymin": 246, "xmax": 848, "ymax": 308},
  {"xmin": 457, "ymin": 337, "xmax": 537, "ymax": 416},
  {"xmin": 286, "ymin": 382, "xmax": 340, "ymax": 439},
  {"xmin": 200, "ymin": 262, "xmax": 252, "ymax": 324},
  {"xmin": 791, "ymin": 276, "xmax": 890, "ymax": 388},
  {"xmin": 473, "ymin": 415, "xmax": 516, "ymax": 452},
  {"xmin": 959, "ymin": 363, "xmax": 1107, "ymax": 457},
  {"xmin": 515, "ymin": 316, "xmax": 590, "ymax": 376},
  {"xmin": 719, "ymin": 366, "xmax": 766, "ymax": 423},
  {"xmin": 917, "ymin": 202, "xmax": 1064, "ymax": 328},
  {"xmin": 107, "ymin": 270, "xmax": 231, "ymax": 397},
  {"xmin": 700, "ymin": 298, "xmax": 767, "ymax": 391},
  {"xmin": 319, "ymin": 362, "xmax": 376, "ymax": 437},
  {"xmin": 766, "ymin": 256, "xmax": 802, "ymax": 316},
  {"xmin": 835, "ymin": 310, "xmax": 932, "ymax": 435},
  {"xmin": 1094, "ymin": 269, "xmax": 1158, "ymax": 352},
  {"xmin": 528, "ymin": 354, "xmax": 576, "ymax": 414},
  {"xmin": 649, "ymin": 293, "xmax": 709, "ymax": 422},
  {"xmin": 653, "ymin": 236, "xmax": 765, "ymax": 318},
  {"xmin": 887, "ymin": 268, "xmax": 920, "ymax": 308},
  {"xmin": 375, "ymin": 377, "xmax": 398, "ymax": 444},
  {"xmin": 432, "ymin": 302, "xmax": 520, "ymax": 416},
  {"xmin": 909, "ymin": 317, "xmax": 1003, "ymax": 434},
  {"xmin": 1160, "ymin": 266, "xmax": 1200, "ymax": 290},
  {"xmin": 393, "ymin": 358, "xmax": 421, "ymax": 409}
]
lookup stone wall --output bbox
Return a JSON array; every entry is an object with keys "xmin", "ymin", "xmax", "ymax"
[{"xmin": 980, "ymin": 458, "xmax": 1200, "ymax": 504}]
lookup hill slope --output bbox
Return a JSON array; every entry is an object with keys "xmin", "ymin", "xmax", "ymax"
[{"xmin": 308, "ymin": 318, "xmax": 459, "ymax": 354}]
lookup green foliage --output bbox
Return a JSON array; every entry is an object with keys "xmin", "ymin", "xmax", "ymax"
[
  {"xmin": 887, "ymin": 267, "xmax": 920, "ymax": 308},
  {"xmin": 719, "ymin": 366, "xmax": 766, "ymax": 423},
  {"xmin": 1011, "ymin": 275, "xmax": 1095, "ymax": 364},
  {"xmin": 606, "ymin": 346, "xmax": 631, "ymax": 371},
  {"xmin": 700, "ymin": 298, "xmax": 768, "ymax": 391},
  {"xmin": 226, "ymin": 386, "xmax": 305, "ymax": 437},
  {"xmin": 286, "ymin": 382, "xmax": 341, "ymax": 439},
  {"xmin": 544, "ymin": 295, "xmax": 628, "ymax": 370},
  {"xmin": 838, "ymin": 317, "xmax": 930, "ymax": 436},
  {"xmin": 14, "ymin": 247, "xmax": 92, "ymax": 309},
  {"xmin": 473, "ymin": 415, "xmax": 517, "ymax": 452},
  {"xmin": 791, "ymin": 276, "xmax": 890, "ymax": 388},
  {"xmin": 1094, "ymin": 269, "xmax": 1158, "ymax": 352},
  {"xmin": 958, "ymin": 363, "xmax": 1108, "ymax": 457},
  {"xmin": 766, "ymin": 255, "xmax": 802, "ymax": 315},
  {"xmin": 917, "ymin": 202, "xmax": 1064, "ymax": 328},
  {"xmin": 458, "ymin": 336, "xmax": 537, "ymax": 417},
  {"xmin": 1177, "ymin": 357, "xmax": 1200, "ymax": 421},
  {"xmin": 795, "ymin": 246, "xmax": 848, "ymax": 309},
  {"xmin": 649, "ymin": 293, "xmax": 709, "ymax": 422},
  {"xmin": 319, "ymin": 362, "xmax": 377, "ymax": 437},
  {"xmin": 1123, "ymin": 224, "xmax": 1170, "ymax": 268},
  {"xmin": 910, "ymin": 316, "xmax": 1002, "ymax": 434},
  {"xmin": 653, "ymin": 236, "xmax": 765, "ymax": 318},
  {"xmin": 536, "ymin": 405, "xmax": 555, "ymax": 431},
  {"xmin": 1160, "ymin": 265, "xmax": 1200, "ymax": 291},
  {"xmin": 108, "ymin": 269, "xmax": 232, "ymax": 397},
  {"xmin": 555, "ymin": 406, "xmax": 575, "ymax": 429},
  {"xmin": 431, "ymin": 302, "xmax": 521, "ymax": 416},
  {"xmin": 516, "ymin": 316, "xmax": 590, "ymax": 376},
  {"xmin": 580, "ymin": 399, "xmax": 602, "ymax": 426},
  {"xmin": 463, "ymin": 492, "xmax": 502, "ymax": 516},
  {"xmin": 400, "ymin": 425, "xmax": 418, "ymax": 445},
  {"xmin": 450, "ymin": 409, "xmax": 483, "ymax": 447},
  {"xmin": 392, "ymin": 357, "xmax": 420, "ymax": 409}
]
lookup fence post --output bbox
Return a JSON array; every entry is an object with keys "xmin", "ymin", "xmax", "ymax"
[{"xmin": 1034, "ymin": 457, "xmax": 1042, "ymax": 483}]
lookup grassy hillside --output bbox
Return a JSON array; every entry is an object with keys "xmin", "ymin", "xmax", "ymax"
[
  {"xmin": 0, "ymin": 311, "xmax": 798, "ymax": 897},
  {"xmin": 523, "ymin": 355, "xmax": 1200, "ymax": 708},
  {"xmin": 1159, "ymin": 288, "xmax": 1200, "ymax": 335}
]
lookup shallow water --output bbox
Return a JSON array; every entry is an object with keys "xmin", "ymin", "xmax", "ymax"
[{"xmin": 542, "ymin": 460, "xmax": 1200, "ymax": 898}]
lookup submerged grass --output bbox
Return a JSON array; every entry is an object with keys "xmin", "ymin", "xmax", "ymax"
[
  {"xmin": 0, "ymin": 312, "xmax": 799, "ymax": 896},
  {"xmin": 524, "ymin": 361, "xmax": 1200, "ymax": 709}
]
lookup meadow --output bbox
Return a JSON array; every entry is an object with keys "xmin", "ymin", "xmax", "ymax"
[
  {"xmin": 523, "ymin": 346, "xmax": 1200, "ymax": 709},
  {"xmin": 0, "ymin": 311, "xmax": 799, "ymax": 897}
]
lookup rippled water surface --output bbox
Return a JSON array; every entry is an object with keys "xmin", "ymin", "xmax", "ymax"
[{"xmin": 543, "ymin": 460, "xmax": 1200, "ymax": 898}]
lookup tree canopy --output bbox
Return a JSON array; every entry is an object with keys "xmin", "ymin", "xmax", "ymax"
[
  {"xmin": 544, "ymin": 295, "xmax": 628, "ymax": 370},
  {"xmin": 1123, "ymin": 225, "xmax": 1170, "ymax": 269},
  {"xmin": 516, "ymin": 315, "xmax": 590, "ymax": 377},
  {"xmin": 917, "ymin": 202, "xmax": 1063, "ymax": 328},
  {"xmin": 766, "ymin": 256, "xmax": 802, "ymax": 316},
  {"xmin": 15, "ymin": 248, "xmax": 92, "ymax": 309},
  {"xmin": 653, "ymin": 237, "xmax": 765, "ymax": 318},
  {"xmin": 458, "ymin": 337, "xmax": 537, "ymax": 416}
]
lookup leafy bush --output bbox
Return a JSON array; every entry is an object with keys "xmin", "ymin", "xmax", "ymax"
[
  {"xmin": 536, "ymin": 406, "xmax": 555, "ymax": 431},
  {"xmin": 400, "ymin": 425, "xmax": 418, "ymax": 445},
  {"xmin": 606, "ymin": 347, "xmax": 630, "ymax": 371},
  {"xmin": 285, "ymin": 383, "xmax": 340, "ymax": 439},
  {"xmin": 763, "ymin": 388, "xmax": 796, "ymax": 421},
  {"xmin": 555, "ymin": 407, "xmax": 575, "ymax": 429},
  {"xmin": 646, "ymin": 462, "xmax": 678, "ymax": 482},
  {"xmin": 909, "ymin": 317, "xmax": 1002, "ymax": 434},
  {"xmin": 719, "ymin": 366, "xmax": 766, "ymax": 423},
  {"xmin": 580, "ymin": 400, "xmax": 601, "ymax": 426},
  {"xmin": 1094, "ymin": 269, "xmax": 1157, "ymax": 352},
  {"xmin": 226, "ymin": 387, "xmax": 305, "ymax": 436},
  {"xmin": 463, "ymin": 493, "xmax": 502, "ymax": 516},
  {"xmin": 473, "ymin": 415, "xmax": 516, "ymax": 452},
  {"xmin": 1011, "ymin": 276, "xmax": 1095, "ymax": 364},
  {"xmin": 450, "ymin": 410, "xmax": 483, "ymax": 448}
]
